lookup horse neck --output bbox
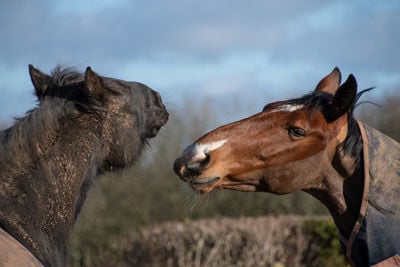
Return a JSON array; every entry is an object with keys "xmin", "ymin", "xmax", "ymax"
[
  {"xmin": 0, "ymin": 104, "xmax": 104, "ymax": 266},
  {"xmin": 305, "ymin": 118, "xmax": 364, "ymax": 239}
]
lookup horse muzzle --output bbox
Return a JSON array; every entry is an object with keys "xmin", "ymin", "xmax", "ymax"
[
  {"xmin": 174, "ymin": 144, "xmax": 223, "ymax": 193},
  {"xmin": 174, "ymin": 144, "xmax": 209, "ymax": 178}
]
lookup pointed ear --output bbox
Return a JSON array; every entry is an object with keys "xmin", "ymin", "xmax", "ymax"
[
  {"xmin": 84, "ymin": 67, "xmax": 104, "ymax": 99},
  {"xmin": 29, "ymin": 64, "xmax": 51, "ymax": 98},
  {"xmin": 324, "ymin": 74, "xmax": 357, "ymax": 122},
  {"xmin": 315, "ymin": 67, "xmax": 342, "ymax": 95}
]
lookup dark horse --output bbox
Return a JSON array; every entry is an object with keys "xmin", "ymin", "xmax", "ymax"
[
  {"xmin": 0, "ymin": 65, "xmax": 168, "ymax": 266},
  {"xmin": 174, "ymin": 68, "xmax": 400, "ymax": 266}
]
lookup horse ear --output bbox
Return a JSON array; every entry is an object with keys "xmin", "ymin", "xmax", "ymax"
[
  {"xmin": 84, "ymin": 67, "xmax": 104, "ymax": 99},
  {"xmin": 29, "ymin": 64, "xmax": 51, "ymax": 98},
  {"xmin": 324, "ymin": 74, "xmax": 357, "ymax": 122},
  {"xmin": 315, "ymin": 67, "xmax": 342, "ymax": 95}
]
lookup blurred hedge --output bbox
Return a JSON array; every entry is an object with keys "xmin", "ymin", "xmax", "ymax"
[{"xmin": 70, "ymin": 216, "xmax": 348, "ymax": 267}]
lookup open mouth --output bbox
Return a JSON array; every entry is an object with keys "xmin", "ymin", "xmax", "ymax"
[
  {"xmin": 191, "ymin": 175, "xmax": 260, "ymax": 193},
  {"xmin": 190, "ymin": 177, "xmax": 221, "ymax": 191}
]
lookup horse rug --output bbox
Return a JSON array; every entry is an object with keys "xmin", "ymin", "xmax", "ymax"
[
  {"xmin": 0, "ymin": 227, "xmax": 43, "ymax": 266},
  {"xmin": 342, "ymin": 122, "xmax": 400, "ymax": 266}
]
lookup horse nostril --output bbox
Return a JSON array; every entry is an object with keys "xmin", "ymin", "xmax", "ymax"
[
  {"xmin": 174, "ymin": 143, "xmax": 214, "ymax": 179},
  {"xmin": 186, "ymin": 152, "xmax": 210, "ymax": 172}
]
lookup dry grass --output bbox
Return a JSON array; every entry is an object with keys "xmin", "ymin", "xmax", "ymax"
[{"xmin": 83, "ymin": 215, "xmax": 342, "ymax": 267}]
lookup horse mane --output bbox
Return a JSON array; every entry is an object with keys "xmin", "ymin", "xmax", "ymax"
[
  {"xmin": 0, "ymin": 66, "xmax": 93, "ymax": 172},
  {"xmin": 341, "ymin": 88, "xmax": 375, "ymax": 165},
  {"xmin": 0, "ymin": 101, "xmax": 73, "ymax": 174}
]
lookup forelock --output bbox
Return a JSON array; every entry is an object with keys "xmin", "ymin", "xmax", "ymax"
[{"xmin": 49, "ymin": 66, "xmax": 84, "ymax": 88}]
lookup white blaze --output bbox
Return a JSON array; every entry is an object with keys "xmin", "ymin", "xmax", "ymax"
[
  {"xmin": 196, "ymin": 139, "xmax": 227, "ymax": 154},
  {"xmin": 270, "ymin": 104, "xmax": 304, "ymax": 113},
  {"xmin": 186, "ymin": 139, "xmax": 227, "ymax": 169}
]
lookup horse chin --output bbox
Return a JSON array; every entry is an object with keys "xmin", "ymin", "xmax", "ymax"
[
  {"xmin": 189, "ymin": 176, "xmax": 259, "ymax": 194},
  {"xmin": 190, "ymin": 176, "xmax": 221, "ymax": 194},
  {"xmin": 222, "ymin": 184, "xmax": 258, "ymax": 192},
  {"xmin": 218, "ymin": 174, "xmax": 260, "ymax": 192}
]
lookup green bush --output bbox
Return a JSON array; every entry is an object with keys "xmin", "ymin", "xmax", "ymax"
[{"xmin": 302, "ymin": 219, "xmax": 348, "ymax": 267}]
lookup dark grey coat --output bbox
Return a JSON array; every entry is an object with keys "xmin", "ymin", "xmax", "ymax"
[{"xmin": 342, "ymin": 122, "xmax": 400, "ymax": 267}]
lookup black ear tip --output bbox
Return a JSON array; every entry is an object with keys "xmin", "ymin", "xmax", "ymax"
[
  {"xmin": 85, "ymin": 66, "xmax": 92, "ymax": 72},
  {"xmin": 28, "ymin": 64, "xmax": 36, "ymax": 74},
  {"xmin": 346, "ymin": 74, "xmax": 358, "ymax": 88}
]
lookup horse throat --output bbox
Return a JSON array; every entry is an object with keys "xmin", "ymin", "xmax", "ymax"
[{"xmin": 304, "ymin": 138, "xmax": 364, "ymax": 239}]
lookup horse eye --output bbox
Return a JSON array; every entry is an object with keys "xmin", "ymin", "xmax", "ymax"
[{"xmin": 288, "ymin": 127, "xmax": 306, "ymax": 138}]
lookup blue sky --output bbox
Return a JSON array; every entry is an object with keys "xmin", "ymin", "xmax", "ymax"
[{"xmin": 1, "ymin": 0, "xmax": 399, "ymax": 121}]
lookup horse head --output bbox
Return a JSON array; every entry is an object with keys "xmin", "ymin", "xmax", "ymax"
[
  {"xmin": 29, "ymin": 65, "xmax": 169, "ymax": 170},
  {"xmin": 174, "ymin": 68, "xmax": 359, "ymax": 214}
]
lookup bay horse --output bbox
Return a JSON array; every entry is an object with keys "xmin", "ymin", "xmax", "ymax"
[
  {"xmin": 0, "ymin": 65, "xmax": 168, "ymax": 266},
  {"xmin": 174, "ymin": 68, "xmax": 400, "ymax": 267}
]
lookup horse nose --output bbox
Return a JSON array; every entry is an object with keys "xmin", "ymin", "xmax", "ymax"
[
  {"xmin": 173, "ymin": 145, "xmax": 210, "ymax": 178},
  {"xmin": 146, "ymin": 108, "xmax": 169, "ymax": 138},
  {"xmin": 157, "ymin": 109, "xmax": 169, "ymax": 127}
]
